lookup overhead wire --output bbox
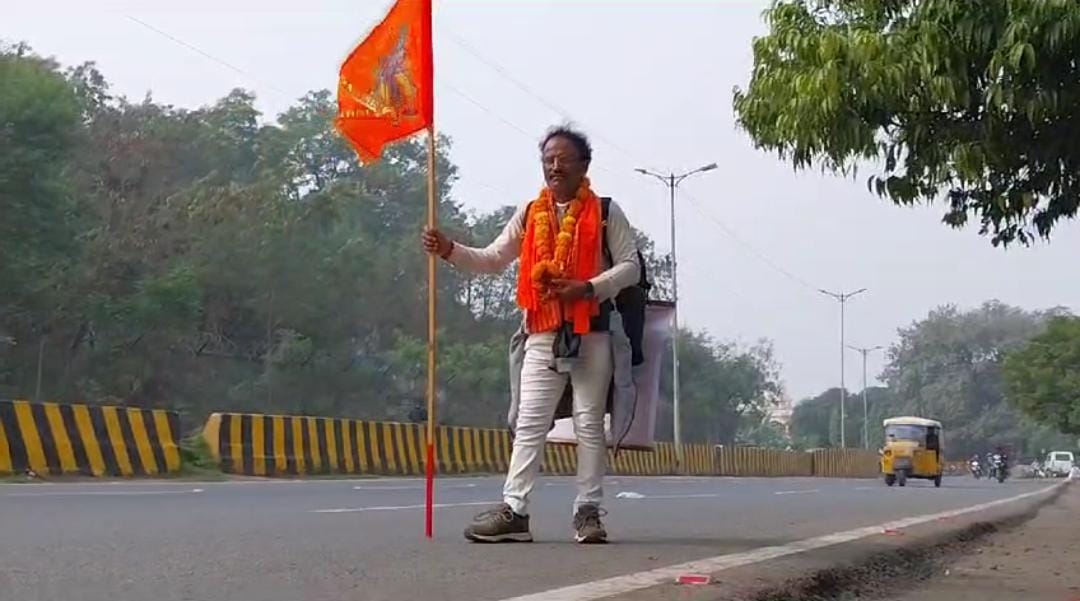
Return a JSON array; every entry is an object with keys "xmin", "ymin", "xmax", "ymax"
[
  {"xmin": 127, "ymin": 16, "xmax": 293, "ymax": 100},
  {"xmin": 439, "ymin": 76, "xmax": 627, "ymax": 183},
  {"xmin": 439, "ymin": 78, "xmax": 761, "ymax": 303},
  {"xmin": 440, "ymin": 78, "xmax": 534, "ymax": 140},
  {"xmin": 440, "ymin": 24, "xmax": 654, "ymax": 171},
  {"xmin": 127, "ymin": 12, "xmax": 826, "ymax": 301},
  {"xmin": 125, "ymin": 14, "xmax": 520, "ymax": 208},
  {"xmin": 682, "ymin": 189, "xmax": 822, "ymax": 294},
  {"xmin": 440, "ymin": 25, "xmax": 827, "ymax": 296}
]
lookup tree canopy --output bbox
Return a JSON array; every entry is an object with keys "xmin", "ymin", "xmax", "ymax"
[
  {"xmin": 1004, "ymin": 316, "xmax": 1080, "ymax": 435},
  {"xmin": 791, "ymin": 386, "xmax": 894, "ymax": 450},
  {"xmin": 0, "ymin": 42, "xmax": 779, "ymax": 443},
  {"xmin": 734, "ymin": 0, "xmax": 1080, "ymax": 245},
  {"xmin": 791, "ymin": 301, "xmax": 1077, "ymax": 458},
  {"xmin": 882, "ymin": 301, "xmax": 1077, "ymax": 457}
]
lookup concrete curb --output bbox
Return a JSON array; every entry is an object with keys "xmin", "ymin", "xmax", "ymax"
[
  {"xmin": 610, "ymin": 481, "xmax": 1070, "ymax": 601},
  {"xmin": 0, "ymin": 399, "xmax": 181, "ymax": 477}
]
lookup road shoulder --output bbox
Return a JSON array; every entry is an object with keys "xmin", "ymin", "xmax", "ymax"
[
  {"xmin": 878, "ymin": 479, "xmax": 1079, "ymax": 601},
  {"xmin": 574, "ymin": 481, "xmax": 1066, "ymax": 601}
]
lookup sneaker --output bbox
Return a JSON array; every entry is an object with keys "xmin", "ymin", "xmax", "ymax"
[
  {"xmin": 464, "ymin": 503, "xmax": 533, "ymax": 543},
  {"xmin": 573, "ymin": 504, "xmax": 608, "ymax": 544}
]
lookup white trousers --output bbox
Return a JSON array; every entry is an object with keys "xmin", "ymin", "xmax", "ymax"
[{"xmin": 503, "ymin": 332, "xmax": 611, "ymax": 516}]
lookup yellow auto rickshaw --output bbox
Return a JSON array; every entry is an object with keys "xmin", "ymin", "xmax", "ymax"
[{"xmin": 880, "ymin": 416, "xmax": 944, "ymax": 488}]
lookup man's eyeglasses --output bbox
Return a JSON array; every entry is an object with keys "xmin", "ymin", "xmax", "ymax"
[{"xmin": 542, "ymin": 156, "xmax": 584, "ymax": 168}]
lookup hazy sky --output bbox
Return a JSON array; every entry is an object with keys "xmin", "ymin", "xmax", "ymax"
[{"xmin": 8, "ymin": 0, "xmax": 1079, "ymax": 400}]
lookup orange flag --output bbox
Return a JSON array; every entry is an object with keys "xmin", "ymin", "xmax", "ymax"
[{"xmin": 336, "ymin": 0, "xmax": 434, "ymax": 162}]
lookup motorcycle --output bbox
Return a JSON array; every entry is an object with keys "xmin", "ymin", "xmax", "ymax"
[
  {"xmin": 969, "ymin": 459, "xmax": 983, "ymax": 479},
  {"xmin": 1032, "ymin": 464, "xmax": 1051, "ymax": 478},
  {"xmin": 990, "ymin": 454, "xmax": 1008, "ymax": 483}
]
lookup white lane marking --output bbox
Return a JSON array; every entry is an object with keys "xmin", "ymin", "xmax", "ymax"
[
  {"xmin": 353, "ymin": 483, "xmax": 478, "ymax": 491},
  {"xmin": 496, "ymin": 482, "xmax": 1065, "ymax": 601},
  {"xmin": 3, "ymin": 489, "xmax": 205, "ymax": 498},
  {"xmin": 0, "ymin": 476, "xmax": 505, "ymax": 491},
  {"xmin": 652, "ymin": 476, "xmax": 728, "ymax": 481},
  {"xmin": 615, "ymin": 493, "xmax": 727, "ymax": 500},
  {"xmin": 774, "ymin": 489, "xmax": 819, "ymax": 496},
  {"xmin": 312, "ymin": 500, "xmax": 493, "ymax": 514}
]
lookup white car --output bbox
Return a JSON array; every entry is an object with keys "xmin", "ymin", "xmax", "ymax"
[{"xmin": 1044, "ymin": 451, "xmax": 1075, "ymax": 477}]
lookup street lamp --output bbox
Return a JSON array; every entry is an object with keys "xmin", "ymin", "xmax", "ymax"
[
  {"xmin": 847, "ymin": 344, "xmax": 885, "ymax": 449},
  {"xmin": 818, "ymin": 287, "xmax": 867, "ymax": 448},
  {"xmin": 634, "ymin": 163, "xmax": 717, "ymax": 468}
]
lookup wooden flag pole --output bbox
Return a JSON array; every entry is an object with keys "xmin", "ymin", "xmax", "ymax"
[
  {"xmin": 424, "ymin": 126, "xmax": 438, "ymax": 539},
  {"xmin": 332, "ymin": 0, "xmax": 437, "ymax": 536}
]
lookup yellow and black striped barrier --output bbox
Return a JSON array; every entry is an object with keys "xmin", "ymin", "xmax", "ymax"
[
  {"xmin": 810, "ymin": 448, "xmax": 880, "ymax": 478},
  {"xmin": 199, "ymin": 412, "xmax": 886, "ymax": 479},
  {"xmin": 541, "ymin": 443, "xmax": 577, "ymax": 475},
  {"xmin": 610, "ymin": 445, "xmax": 667, "ymax": 476},
  {"xmin": 519, "ymin": 441, "xmax": 717, "ymax": 477},
  {"xmin": 203, "ymin": 412, "xmax": 718, "ymax": 478},
  {"xmin": 203, "ymin": 412, "xmax": 518, "ymax": 476},
  {"xmin": 715, "ymin": 446, "xmax": 814, "ymax": 477},
  {"xmin": 0, "ymin": 399, "xmax": 899, "ymax": 480},
  {"xmin": 0, "ymin": 399, "xmax": 181, "ymax": 477}
]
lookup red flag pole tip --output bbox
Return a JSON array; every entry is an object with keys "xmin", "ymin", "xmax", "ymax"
[{"xmin": 425, "ymin": 440, "xmax": 436, "ymax": 538}]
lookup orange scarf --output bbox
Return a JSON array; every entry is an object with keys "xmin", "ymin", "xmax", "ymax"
[{"xmin": 517, "ymin": 179, "xmax": 602, "ymax": 334}]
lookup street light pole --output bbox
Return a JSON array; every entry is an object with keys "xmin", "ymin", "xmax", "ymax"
[
  {"xmin": 848, "ymin": 344, "xmax": 884, "ymax": 449},
  {"xmin": 818, "ymin": 288, "xmax": 867, "ymax": 448},
  {"xmin": 635, "ymin": 163, "xmax": 717, "ymax": 469}
]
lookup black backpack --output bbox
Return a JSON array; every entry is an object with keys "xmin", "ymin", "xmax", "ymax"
[{"xmin": 600, "ymin": 197, "xmax": 652, "ymax": 366}]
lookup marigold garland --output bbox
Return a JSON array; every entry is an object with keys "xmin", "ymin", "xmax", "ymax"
[{"xmin": 529, "ymin": 180, "xmax": 589, "ymax": 298}]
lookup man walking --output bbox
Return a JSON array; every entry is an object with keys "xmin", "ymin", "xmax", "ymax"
[{"xmin": 422, "ymin": 126, "xmax": 640, "ymax": 543}]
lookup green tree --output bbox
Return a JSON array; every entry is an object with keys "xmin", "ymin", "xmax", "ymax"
[
  {"xmin": 657, "ymin": 334, "xmax": 782, "ymax": 444},
  {"xmin": 0, "ymin": 42, "xmax": 780, "ymax": 441},
  {"xmin": 881, "ymin": 301, "xmax": 1073, "ymax": 457},
  {"xmin": 862, "ymin": 386, "xmax": 900, "ymax": 450},
  {"xmin": 734, "ymin": 0, "xmax": 1080, "ymax": 245},
  {"xmin": 790, "ymin": 386, "xmax": 889, "ymax": 447},
  {"xmin": 1004, "ymin": 316, "xmax": 1080, "ymax": 435},
  {"xmin": 791, "ymin": 389, "xmax": 836, "ymax": 449},
  {"xmin": 737, "ymin": 418, "xmax": 790, "ymax": 448},
  {"xmin": 0, "ymin": 45, "xmax": 84, "ymax": 370},
  {"xmin": 456, "ymin": 206, "xmax": 520, "ymax": 325}
]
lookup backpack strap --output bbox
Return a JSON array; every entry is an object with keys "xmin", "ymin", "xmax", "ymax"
[
  {"xmin": 521, "ymin": 200, "xmax": 534, "ymax": 231},
  {"xmin": 600, "ymin": 196, "xmax": 613, "ymax": 266},
  {"xmin": 602, "ymin": 198, "xmax": 652, "ymax": 294}
]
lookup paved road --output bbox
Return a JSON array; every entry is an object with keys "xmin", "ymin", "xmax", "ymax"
[{"xmin": 0, "ymin": 474, "xmax": 1053, "ymax": 601}]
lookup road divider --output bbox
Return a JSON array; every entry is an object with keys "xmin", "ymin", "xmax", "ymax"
[
  {"xmin": 810, "ymin": 448, "xmax": 881, "ymax": 478},
  {"xmin": 203, "ymin": 413, "xmax": 516, "ymax": 476},
  {"xmin": 716, "ymin": 445, "xmax": 814, "ymax": 476},
  {"xmin": 0, "ymin": 399, "xmax": 181, "ymax": 477},
  {"xmin": 0, "ymin": 400, "xmax": 888, "ymax": 480},
  {"xmin": 201, "ymin": 411, "xmax": 881, "ymax": 478}
]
